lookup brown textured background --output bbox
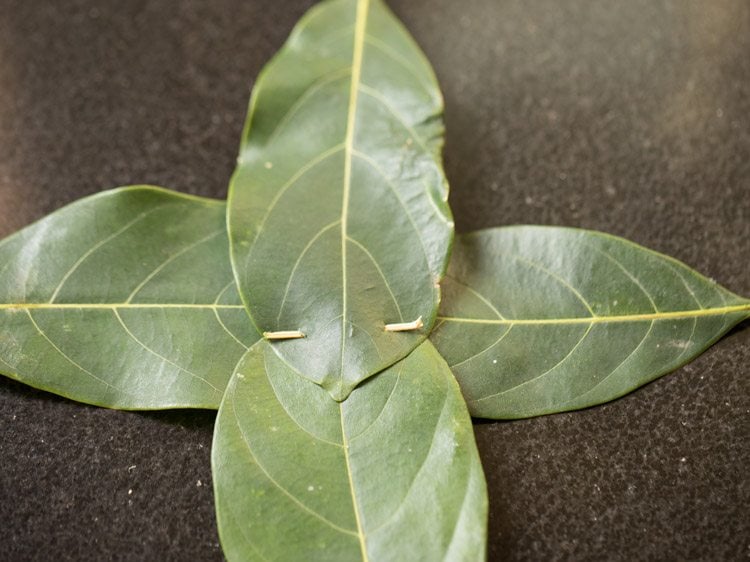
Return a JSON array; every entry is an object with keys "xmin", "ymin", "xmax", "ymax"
[{"xmin": 0, "ymin": 1, "xmax": 748, "ymax": 560}]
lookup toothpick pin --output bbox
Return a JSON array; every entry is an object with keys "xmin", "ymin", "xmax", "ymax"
[
  {"xmin": 384, "ymin": 316, "xmax": 424, "ymax": 332},
  {"xmin": 263, "ymin": 330, "xmax": 305, "ymax": 340}
]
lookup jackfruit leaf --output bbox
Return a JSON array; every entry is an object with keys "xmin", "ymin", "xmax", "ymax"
[
  {"xmin": 212, "ymin": 340, "xmax": 486, "ymax": 562},
  {"xmin": 430, "ymin": 226, "xmax": 750, "ymax": 419},
  {"xmin": 227, "ymin": 0, "xmax": 453, "ymax": 401},
  {"xmin": 0, "ymin": 187, "xmax": 258, "ymax": 409}
]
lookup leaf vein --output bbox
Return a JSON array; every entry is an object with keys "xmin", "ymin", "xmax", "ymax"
[
  {"xmin": 338, "ymin": 0, "xmax": 370, "ymax": 399},
  {"xmin": 212, "ymin": 307, "xmax": 250, "ymax": 350},
  {"xmin": 266, "ymin": 67, "xmax": 353, "ymax": 146},
  {"xmin": 507, "ymin": 253, "xmax": 595, "ymax": 317},
  {"xmin": 277, "ymin": 220, "xmax": 341, "ymax": 327},
  {"xmin": 126, "ymin": 230, "xmax": 224, "ymax": 303},
  {"xmin": 666, "ymin": 262, "xmax": 705, "ymax": 310},
  {"xmin": 246, "ymin": 143, "xmax": 345, "ymax": 258},
  {"xmin": 358, "ymin": 83, "xmax": 431, "ymax": 155},
  {"xmin": 362, "ymin": 34, "xmax": 431, "ymax": 96},
  {"xmin": 348, "ymin": 362, "xmax": 404, "ymax": 442},
  {"xmin": 213, "ymin": 280, "xmax": 238, "ymax": 306},
  {"xmin": 49, "ymin": 204, "xmax": 167, "ymax": 303},
  {"xmin": 368, "ymin": 392, "xmax": 449, "ymax": 534},
  {"xmin": 448, "ymin": 325, "xmax": 513, "ymax": 369},
  {"xmin": 561, "ymin": 320, "xmax": 656, "ymax": 405},
  {"xmin": 351, "ymin": 150, "xmax": 432, "ymax": 275},
  {"xmin": 263, "ymin": 352, "xmax": 344, "ymax": 448},
  {"xmin": 229, "ymin": 393, "xmax": 356, "ymax": 536},
  {"xmin": 347, "ymin": 235, "xmax": 403, "ymax": 322},
  {"xmin": 444, "ymin": 275, "xmax": 506, "ymax": 321},
  {"xmin": 24, "ymin": 309, "xmax": 124, "ymax": 393},
  {"xmin": 113, "ymin": 309, "xmax": 220, "ymax": 393},
  {"xmin": 592, "ymin": 244, "xmax": 658, "ymax": 312},
  {"xmin": 347, "ymin": 319, "xmax": 386, "ymax": 362},
  {"xmin": 436, "ymin": 303, "xmax": 750, "ymax": 326},
  {"xmin": 471, "ymin": 323, "xmax": 594, "ymax": 403}
]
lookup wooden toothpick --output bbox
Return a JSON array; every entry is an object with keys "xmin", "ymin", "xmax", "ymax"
[
  {"xmin": 263, "ymin": 330, "xmax": 305, "ymax": 340},
  {"xmin": 384, "ymin": 316, "xmax": 423, "ymax": 332},
  {"xmin": 264, "ymin": 317, "xmax": 425, "ymax": 338}
]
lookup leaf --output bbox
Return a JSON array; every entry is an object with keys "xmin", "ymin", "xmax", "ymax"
[
  {"xmin": 0, "ymin": 186, "xmax": 259, "ymax": 409},
  {"xmin": 430, "ymin": 226, "xmax": 750, "ymax": 419},
  {"xmin": 212, "ymin": 340, "xmax": 487, "ymax": 561},
  {"xmin": 227, "ymin": 0, "xmax": 453, "ymax": 401}
]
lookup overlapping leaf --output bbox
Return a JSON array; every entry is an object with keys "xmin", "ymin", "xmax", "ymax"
[
  {"xmin": 430, "ymin": 227, "xmax": 750, "ymax": 419},
  {"xmin": 212, "ymin": 340, "xmax": 486, "ymax": 561},
  {"xmin": 228, "ymin": 0, "xmax": 453, "ymax": 401},
  {"xmin": 1, "ymin": 0, "xmax": 747, "ymax": 560},
  {"xmin": 0, "ymin": 187, "xmax": 258, "ymax": 409}
]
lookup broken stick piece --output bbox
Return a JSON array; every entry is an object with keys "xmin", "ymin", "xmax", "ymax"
[
  {"xmin": 384, "ymin": 316, "xmax": 424, "ymax": 332},
  {"xmin": 263, "ymin": 330, "xmax": 306, "ymax": 340}
]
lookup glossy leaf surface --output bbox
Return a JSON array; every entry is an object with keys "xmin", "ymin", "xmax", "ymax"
[
  {"xmin": 228, "ymin": 0, "xmax": 453, "ymax": 401},
  {"xmin": 212, "ymin": 340, "xmax": 486, "ymax": 561},
  {"xmin": 0, "ymin": 187, "xmax": 258, "ymax": 409},
  {"xmin": 431, "ymin": 227, "xmax": 750, "ymax": 419}
]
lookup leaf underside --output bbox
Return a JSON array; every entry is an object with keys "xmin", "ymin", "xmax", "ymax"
[
  {"xmin": 228, "ymin": 0, "xmax": 453, "ymax": 401},
  {"xmin": 0, "ymin": 186, "xmax": 258, "ymax": 409},
  {"xmin": 430, "ymin": 226, "xmax": 750, "ymax": 419},
  {"xmin": 212, "ymin": 340, "xmax": 487, "ymax": 562},
  {"xmin": 0, "ymin": 1, "xmax": 745, "ymax": 561}
]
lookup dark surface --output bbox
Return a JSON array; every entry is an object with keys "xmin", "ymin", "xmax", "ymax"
[{"xmin": 0, "ymin": 0, "xmax": 748, "ymax": 560}]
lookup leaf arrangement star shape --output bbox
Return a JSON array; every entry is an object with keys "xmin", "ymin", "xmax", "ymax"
[{"xmin": 1, "ymin": 0, "xmax": 748, "ymax": 560}]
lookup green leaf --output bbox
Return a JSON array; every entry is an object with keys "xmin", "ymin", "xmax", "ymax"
[
  {"xmin": 228, "ymin": 0, "xmax": 453, "ymax": 401},
  {"xmin": 0, "ymin": 186, "xmax": 259, "ymax": 409},
  {"xmin": 430, "ymin": 226, "xmax": 750, "ymax": 419},
  {"xmin": 212, "ymin": 340, "xmax": 486, "ymax": 561}
]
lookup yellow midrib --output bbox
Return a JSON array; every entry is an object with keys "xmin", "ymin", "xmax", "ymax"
[
  {"xmin": 437, "ymin": 303, "xmax": 750, "ymax": 326},
  {"xmin": 340, "ymin": 402, "xmax": 369, "ymax": 562},
  {"xmin": 337, "ymin": 0, "xmax": 368, "ymax": 393},
  {"xmin": 0, "ymin": 303, "xmax": 245, "ymax": 310},
  {"xmin": 340, "ymin": 3, "xmax": 370, "ymax": 559}
]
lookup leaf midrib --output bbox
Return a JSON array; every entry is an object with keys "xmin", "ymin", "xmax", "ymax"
[
  {"xmin": 438, "ymin": 303, "xmax": 750, "ymax": 326},
  {"xmin": 339, "ymin": 3, "xmax": 371, "ymax": 559},
  {"xmin": 339, "ymin": 0, "xmax": 370, "ymax": 395},
  {"xmin": 340, "ymin": 401, "xmax": 369, "ymax": 562},
  {"xmin": 0, "ymin": 303, "xmax": 245, "ymax": 310}
]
